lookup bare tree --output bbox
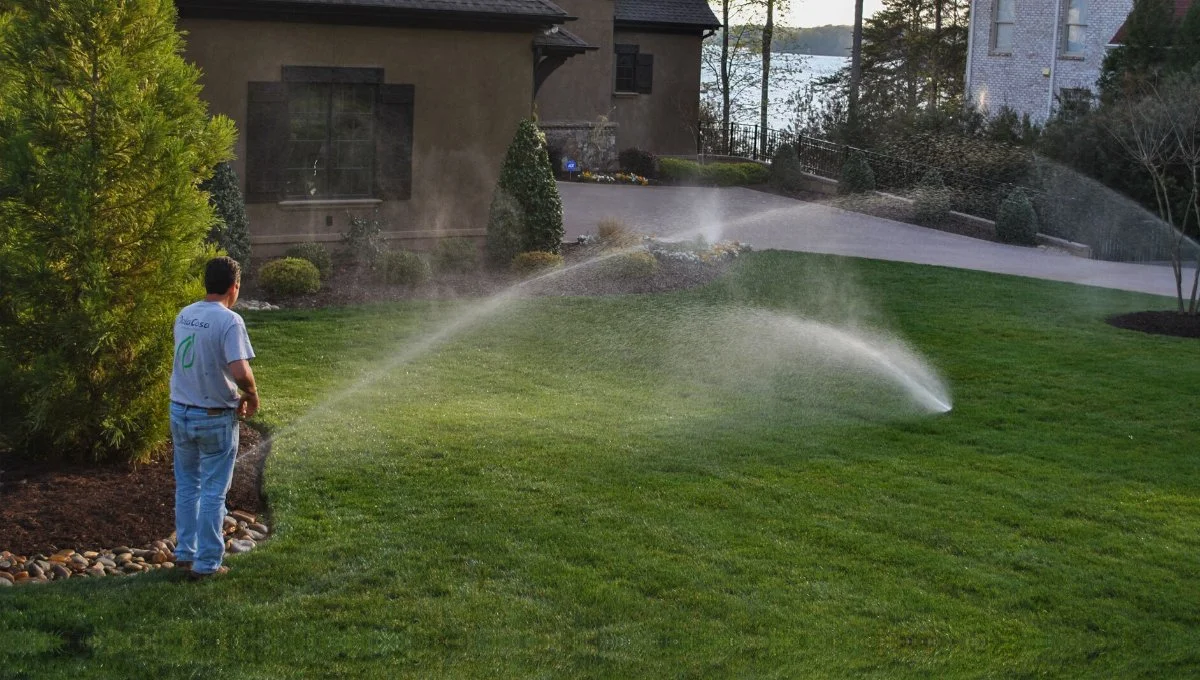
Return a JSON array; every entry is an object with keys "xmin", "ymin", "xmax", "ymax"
[
  {"xmin": 1107, "ymin": 74, "xmax": 1200, "ymax": 314},
  {"xmin": 849, "ymin": 0, "xmax": 865, "ymax": 141}
]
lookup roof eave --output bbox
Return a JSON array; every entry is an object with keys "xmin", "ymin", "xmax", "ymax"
[
  {"xmin": 176, "ymin": 0, "xmax": 570, "ymax": 31},
  {"xmin": 614, "ymin": 20, "xmax": 720, "ymax": 35}
]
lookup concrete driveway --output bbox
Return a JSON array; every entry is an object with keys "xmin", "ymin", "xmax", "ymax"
[{"xmin": 560, "ymin": 182, "xmax": 1197, "ymax": 300}]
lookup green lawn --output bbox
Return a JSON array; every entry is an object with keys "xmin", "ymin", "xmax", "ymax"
[{"xmin": 3, "ymin": 251, "xmax": 1198, "ymax": 678}]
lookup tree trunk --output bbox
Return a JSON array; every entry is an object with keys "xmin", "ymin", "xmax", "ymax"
[
  {"xmin": 931, "ymin": 0, "xmax": 943, "ymax": 108},
  {"xmin": 849, "ymin": 0, "xmax": 864, "ymax": 143},
  {"xmin": 760, "ymin": 0, "xmax": 774, "ymax": 157}
]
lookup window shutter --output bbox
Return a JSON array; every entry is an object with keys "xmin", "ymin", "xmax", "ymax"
[
  {"xmin": 245, "ymin": 82, "xmax": 289, "ymax": 203},
  {"xmin": 635, "ymin": 54, "xmax": 654, "ymax": 94},
  {"xmin": 375, "ymin": 84, "xmax": 415, "ymax": 201}
]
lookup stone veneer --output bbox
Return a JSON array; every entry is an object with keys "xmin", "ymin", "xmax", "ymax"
[
  {"xmin": 540, "ymin": 121, "xmax": 619, "ymax": 172},
  {"xmin": 965, "ymin": 0, "xmax": 1133, "ymax": 123}
]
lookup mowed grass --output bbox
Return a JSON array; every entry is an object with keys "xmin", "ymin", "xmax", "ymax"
[{"xmin": 2, "ymin": 251, "xmax": 1198, "ymax": 678}]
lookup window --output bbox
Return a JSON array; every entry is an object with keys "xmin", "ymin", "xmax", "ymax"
[
  {"xmin": 286, "ymin": 83, "xmax": 375, "ymax": 198},
  {"xmin": 245, "ymin": 67, "xmax": 414, "ymax": 203},
  {"xmin": 992, "ymin": 0, "xmax": 1015, "ymax": 53},
  {"xmin": 1062, "ymin": 0, "xmax": 1087, "ymax": 56},
  {"xmin": 614, "ymin": 44, "xmax": 654, "ymax": 94}
]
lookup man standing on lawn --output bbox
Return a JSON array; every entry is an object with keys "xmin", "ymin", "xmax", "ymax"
[{"xmin": 169, "ymin": 256, "xmax": 260, "ymax": 580}]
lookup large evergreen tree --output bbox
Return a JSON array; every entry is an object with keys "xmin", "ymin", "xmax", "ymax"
[
  {"xmin": 0, "ymin": 0, "xmax": 235, "ymax": 462},
  {"xmin": 1099, "ymin": 0, "xmax": 1177, "ymax": 101}
]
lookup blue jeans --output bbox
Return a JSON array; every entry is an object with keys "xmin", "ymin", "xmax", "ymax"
[{"xmin": 169, "ymin": 402, "xmax": 239, "ymax": 574}]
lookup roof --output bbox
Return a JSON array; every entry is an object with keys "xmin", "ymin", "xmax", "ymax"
[
  {"xmin": 1111, "ymin": 0, "xmax": 1194, "ymax": 44},
  {"xmin": 534, "ymin": 26, "xmax": 595, "ymax": 53},
  {"xmin": 176, "ymin": 0, "xmax": 571, "ymax": 29},
  {"xmin": 614, "ymin": 0, "xmax": 721, "ymax": 32}
]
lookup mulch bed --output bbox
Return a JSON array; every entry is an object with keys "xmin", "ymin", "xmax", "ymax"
[
  {"xmin": 0, "ymin": 424, "xmax": 266, "ymax": 558},
  {"xmin": 1106, "ymin": 310, "xmax": 1200, "ymax": 339}
]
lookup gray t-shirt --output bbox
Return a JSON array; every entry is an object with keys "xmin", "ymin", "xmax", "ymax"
[{"xmin": 170, "ymin": 301, "xmax": 255, "ymax": 408}]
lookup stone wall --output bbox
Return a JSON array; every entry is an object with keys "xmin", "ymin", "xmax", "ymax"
[
  {"xmin": 966, "ymin": 0, "xmax": 1132, "ymax": 123},
  {"xmin": 540, "ymin": 121, "xmax": 619, "ymax": 172}
]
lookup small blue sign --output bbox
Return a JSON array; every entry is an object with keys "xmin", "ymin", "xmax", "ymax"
[{"xmin": 565, "ymin": 159, "xmax": 578, "ymax": 172}]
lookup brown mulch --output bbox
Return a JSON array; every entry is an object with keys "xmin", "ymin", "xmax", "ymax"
[
  {"xmin": 0, "ymin": 424, "xmax": 267, "ymax": 558},
  {"xmin": 1106, "ymin": 310, "xmax": 1200, "ymax": 339}
]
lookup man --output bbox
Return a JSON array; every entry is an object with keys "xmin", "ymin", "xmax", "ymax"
[{"xmin": 169, "ymin": 256, "xmax": 260, "ymax": 580}]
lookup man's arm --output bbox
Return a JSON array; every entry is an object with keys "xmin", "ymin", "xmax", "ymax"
[{"xmin": 229, "ymin": 359, "xmax": 259, "ymax": 419}]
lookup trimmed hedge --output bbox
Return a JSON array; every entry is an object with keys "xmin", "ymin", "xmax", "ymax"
[
  {"xmin": 659, "ymin": 158, "xmax": 770, "ymax": 186},
  {"xmin": 770, "ymin": 143, "xmax": 805, "ymax": 193},
  {"xmin": 912, "ymin": 169, "xmax": 952, "ymax": 224},
  {"xmin": 618, "ymin": 148, "xmax": 658, "ymax": 179},
  {"xmin": 377, "ymin": 250, "xmax": 431, "ymax": 286},
  {"xmin": 430, "ymin": 238, "xmax": 479, "ymax": 274},
  {"xmin": 511, "ymin": 251, "xmax": 564, "ymax": 275},
  {"xmin": 996, "ymin": 189, "xmax": 1039, "ymax": 245},
  {"xmin": 839, "ymin": 150, "xmax": 876, "ymax": 194},
  {"xmin": 259, "ymin": 258, "xmax": 321, "ymax": 298},
  {"xmin": 285, "ymin": 242, "xmax": 333, "ymax": 280}
]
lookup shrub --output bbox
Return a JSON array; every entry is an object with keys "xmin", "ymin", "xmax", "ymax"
[
  {"xmin": 259, "ymin": 257, "xmax": 321, "ymax": 298},
  {"xmin": 619, "ymin": 148, "xmax": 658, "ymax": 179},
  {"xmin": 201, "ymin": 162, "xmax": 251, "ymax": 268},
  {"xmin": 599, "ymin": 250, "xmax": 659, "ymax": 279},
  {"xmin": 0, "ymin": 0, "xmax": 235, "ymax": 463},
  {"xmin": 486, "ymin": 119, "xmax": 564, "ymax": 267},
  {"xmin": 285, "ymin": 242, "xmax": 333, "ymax": 280},
  {"xmin": 770, "ymin": 143, "xmax": 805, "ymax": 192},
  {"xmin": 996, "ymin": 189, "xmax": 1040, "ymax": 245},
  {"xmin": 659, "ymin": 157, "xmax": 702, "ymax": 183},
  {"xmin": 597, "ymin": 219, "xmax": 641, "ymax": 249},
  {"xmin": 511, "ymin": 251, "xmax": 564, "ymax": 275},
  {"xmin": 376, "ymin": 250, "xmax": 431, "ymax": 286},
  {"xmin": 342, "ymin": 211, "xmax": 386, "ymax": 268},
  {"xmin": 727, "ymin": 162, "xmax": 770, "ymax": 185},
  {"xmin": 840, "ymin": 150, "xmax": 876, "ymax": 194},
  {"xmin": 912, "ymin": 169, "xmax": 952, "ymax": 224},
  {"xmin": 429, "ymin": 238, "xmax": 479, "ymax": 274}
]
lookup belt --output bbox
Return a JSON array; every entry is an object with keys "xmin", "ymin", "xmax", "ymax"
[{"xmin": 172, "ymin": 401, "xmax": 234, "ymax": 416}]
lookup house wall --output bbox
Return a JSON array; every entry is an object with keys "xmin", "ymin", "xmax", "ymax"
[
  {"xmin": 611, "ymin": 30, "xmax": 703, "ymax": 155},
  {"xmin": 966, "ymin": 0, "xmax": 1132, "ymax": 123},
  {"xmin": 535, "ymin": 0, "xmax": 616, "ymax": 122},
  {"xmin": 179, "ymin": 18, "xmax": 535, "ymax": 258}
]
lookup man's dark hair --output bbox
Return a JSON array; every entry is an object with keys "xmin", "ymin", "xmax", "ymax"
[{"xmin": 205, "ymin": 256, "xmax": 241, "ymax": 295}]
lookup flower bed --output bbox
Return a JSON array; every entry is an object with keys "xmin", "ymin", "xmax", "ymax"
[{"xmin": 576, "ymin": 170, "xmax": 651, "ymax": 186}]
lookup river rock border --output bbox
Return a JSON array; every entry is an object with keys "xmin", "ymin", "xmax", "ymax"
[{"xmin": 0, "ymin": 509, "xmax": 269, "ymax": 587}]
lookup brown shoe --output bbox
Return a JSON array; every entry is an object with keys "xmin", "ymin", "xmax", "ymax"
[
  {"xmin": 186, "ymin": 565, "xmax": 230, "ymax": 581},
  {"xmin": 174, "ymin": 561, "xmax": 193, "ymax": 572}
]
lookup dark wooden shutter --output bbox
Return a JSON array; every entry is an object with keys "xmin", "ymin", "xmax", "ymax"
[
  {"xmin": 245, "ymin": 82, "xmax": 289, "ymax": 203},
  {"xmin": 375, "ymin": 84, "xmax": 415, "ymax": 201},
  {"xmin": 635, "ymin": 54, "xmax": 654, "ymax": 94}
]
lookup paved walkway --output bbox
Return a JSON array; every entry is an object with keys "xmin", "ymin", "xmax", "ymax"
[{"xmin": 560, "ymin": 183, "xmax": 1197, "ymax": 300}]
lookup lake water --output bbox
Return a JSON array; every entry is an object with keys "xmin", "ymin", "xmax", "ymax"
[{"xmin": 701, "ymin": 51, "xmax": 848, "ymax": 133}]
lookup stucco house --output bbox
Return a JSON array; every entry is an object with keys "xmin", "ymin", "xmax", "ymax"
[
  {"xmin": 175, "ymin": 0, "xmax": 597, "ymax": 257},
  {"xmin": 534, "ymin": 0, "xmax": 721, "ymax": 168},
  {"xmin": 964, "ymin": 0, "xmax": 1133, "ymax": 122}
]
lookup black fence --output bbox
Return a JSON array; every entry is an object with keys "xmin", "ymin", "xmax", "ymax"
[{"xmin": 699, "ymin": 122, "xmax": 1032, "ymax": 220}]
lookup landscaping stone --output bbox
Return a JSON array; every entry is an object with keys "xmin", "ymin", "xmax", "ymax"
[
  {"xmin": 50, "ymin": 565, "xmax": 70, "ymax": 580},
  {"xmin": 230, "ymin": 510, "xmax": 256, "ymax": 524},
  {"xmin": 227, "ymin": 539, "xmax": 255, "ymax": 554},
  {"xmin": 0, "ymin": 578, "xmax": 11, "ymax": 587},
  {"xmin": 0, "ymin": 572, "xmax": 14, "ymax": 584}
]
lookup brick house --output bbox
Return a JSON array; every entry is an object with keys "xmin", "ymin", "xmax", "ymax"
[
  {"xmin": 535, "ymin": 0, "xmax": 721, "ymax": 169},
  {"xmin": 175, "ymin": 0, "xmax": 706, "ymax": 258},
  {"xmin": 964, "ymin": 0, "xmax": 1133, "ymax": 122}
]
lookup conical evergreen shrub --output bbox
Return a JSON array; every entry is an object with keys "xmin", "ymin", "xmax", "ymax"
[
  {"xmin": 996, "ymin": 188, "xmax": 1039, "ymax": 245},
  {"xmin": 486, "ymin": 119, "xmax": 564, "ymax": 267},
  {"xmin": 200, "ymin": 162, "xmax": 251, "ymax": 268},
  {"xmin": 0, "ymin": 0, "xmax": 235, "ymax": 463},
  {"xmin": 913, "ymin": 169, "xmax": 952, "ymax": 224},
  {"xmin": 839, "ymin": 150, "xmax": 876, "ymax": 194},
  {"xmin": 769, "ymin": 143, "xmax": 804, "ymax": 193}
]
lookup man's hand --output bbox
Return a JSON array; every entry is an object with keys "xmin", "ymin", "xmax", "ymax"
[
  {"xmin": 238, "ymin": 391, "xmax": 259, "ymax": 419},
  {"xmin": 229, "ymin": 359, "xmax": 259, "ymax": 419}
]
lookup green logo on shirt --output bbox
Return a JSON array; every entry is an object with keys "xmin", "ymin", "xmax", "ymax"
[{"xmin": 178, "ymin": 334, "xmax": 196, "ymax": 369}]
